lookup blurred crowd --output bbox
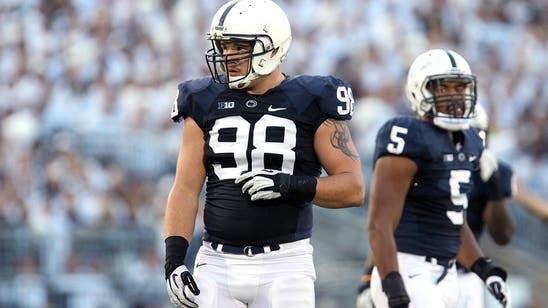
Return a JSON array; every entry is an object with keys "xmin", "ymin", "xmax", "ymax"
[{"xmin": 0, "ymin": 0, "xmax": 546, "ymax": 307}]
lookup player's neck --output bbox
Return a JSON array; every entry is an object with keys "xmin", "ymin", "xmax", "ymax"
[
  {"xmin": 245, "ymin": 70, "xmax": 285, "ymax": 95},
  {"xmin": 450, "ymin": 131, "xmax": 464, "ymax": 151}
]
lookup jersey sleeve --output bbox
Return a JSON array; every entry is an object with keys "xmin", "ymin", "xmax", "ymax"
[
  {"xmin": 171, "ymin": 81, "xmax": 196, "ymax": 123},
  {"xmin": 170, "ymin": 78, "xmax": 212, "ymax": 124},
  {"xmin": 373, "ymin": 117, "xmax": 427, "ymax": 164},
  {"xmin": 292, "ymin": 75, "xmax": 354, "ymax": 121},
  {"xmin": 497, "ymin": 160, "xmax": 515, "ymax": 198},
  {"xmin": 317, "ymin": 76, "xmax": 355, "ymax": 120}
]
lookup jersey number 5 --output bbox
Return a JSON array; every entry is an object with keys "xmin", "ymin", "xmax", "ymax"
[
  {"xmin": 447, "ymin": 170, "xmax": 470, "ymax": 225},
  {"xmin": 387, "ymin": 125, "xmax": 408, "ymax": 154},
  {"xmin": 209, "ymin": 115, "xmax": 297, "ymax": 180}
]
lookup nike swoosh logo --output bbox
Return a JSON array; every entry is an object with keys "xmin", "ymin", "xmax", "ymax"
[
  {"xmin": 408, "ymin": 273, "xmax": 421, "ymax": 279},
  {"xmin": 196, "ymin": 263, "xmax": 207, "ymax": 268},
  {"xmin": 268, "ymin": 105, "xmax": 287, "ymax": 112},
  {"xmin": 469, "ymin": 155, "xmax": 477, "ymax": 162}
]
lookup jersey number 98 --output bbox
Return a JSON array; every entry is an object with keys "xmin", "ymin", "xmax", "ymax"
[
  {"xmin": 337, "ymin": 86, "xmax": 354, "ymax": 116},
  {"xmin": 209, "ymin": 115, "xmax": 297, "ymax": 180}
]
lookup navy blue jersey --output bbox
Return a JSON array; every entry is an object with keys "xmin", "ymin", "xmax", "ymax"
[
  {"xmin": 467, "ymin": 161, "xmax": 514, "ymax": 240},
  {"xmin": 171, "ymin": 75, "xmax": 354, "ymax": 246},
  {"xmin": 373, "ymin": 116, "xmax": 483, "ymax": 260}
]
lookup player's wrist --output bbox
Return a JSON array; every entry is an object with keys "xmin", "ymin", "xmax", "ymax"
[
  {"xmin": 275, "ymin": 173, "xmax": 317, "ymax": 202},
  {"xmin": 471, "ymin": 257, "xmax": 507, "ymax": 282},
  {"xmin": 381, "ymin": 271, "xmax": 405, "ymax": 292},
  {"xmin": 165, "ymin": 235, "xmax": 189, "ymax": 279},
  {"xmin": 381, "ymin": 272, "xmax": 410, "ymax": 308}
]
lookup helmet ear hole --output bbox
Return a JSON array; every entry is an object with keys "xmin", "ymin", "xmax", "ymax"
[{"xmin": 270, "ymin": 47, "xmax": 279, "ymax": 58}]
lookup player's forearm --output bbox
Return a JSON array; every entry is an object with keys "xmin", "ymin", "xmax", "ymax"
[
  {"xmin": 164, "ymin": 189, "xmax": 199, "ymax": 241},
  {"xmin": 456, "ymin": 223, "xmax": 483, "ymax": 269},
  {"xmin": 368, "ymin": 223, "xmax": 399, "ymax": 278},
  {"xmin": 369, "ymin": 243, "xmax": 399, "ymax": 279},
  {"xmin": 313, "ymin": 172, "xmax": 365, "ymax": 208},
  {"xmin": 484, "ymin": 201, "xmax": 514, "ymax": 245}
]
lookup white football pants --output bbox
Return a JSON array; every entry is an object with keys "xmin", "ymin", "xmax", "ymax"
[
  {"xmin": 371, "ymin": 252, "xmax": 458, "ymax": 308},
  {"xmin": 456, "ymin": 271, "xmax": 485, "ymax": 308},
  {"xmin": 190, "ymin": 239, "xmax": 316, "ymax": 308}
]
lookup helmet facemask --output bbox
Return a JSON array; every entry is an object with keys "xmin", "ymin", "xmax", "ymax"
[
  {"xmin": 206, "ymin": 35, "xmax": 274, "ymax": 89},
  {"xmin": 421, "ymin": 74, "xmax": 477, "ymax": 131}
]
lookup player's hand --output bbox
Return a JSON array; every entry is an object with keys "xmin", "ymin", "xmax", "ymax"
[
  {"xmin": 480, "ymin": 149, "xmax": 498, "ymax": 182},
  {"xmin": 381, "ymin": 272, "xmax": 410, "ymax": 308},
  {"xmin": 471, "ymin": 257, "xmax": 510, "ymax": 307},
  {"xmin": 356, "ymin": 282, "xmax": 374, "ymax": 308},
  {"xmin": 166, "ymin": 265, "xmax": 200, "ymax": 308},
  {"xmin": 235, "ymin": 169, "xmax": 284, "ymax": 201},
  {"xmin": 486, "ymin": 274, "xmax": 511, "ymax": 307}
]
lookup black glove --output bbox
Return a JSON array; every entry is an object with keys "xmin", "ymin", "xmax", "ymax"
[
  {"xmin": 381, "ymin": 272, "xmax": 410, "ymax": 308},
  {"xmin": 471, "ymin": 257, "xmax": 511, "ymax": 307},
  {"xmin": 235, "ymin": 169, "xmax": 317, "ymax": 202},
  {"xmin": 165, "ymin": 236, "xmax": 200, "ymax": 308}
]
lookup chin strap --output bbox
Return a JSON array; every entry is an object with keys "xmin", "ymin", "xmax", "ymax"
[{"xmin": 433, "ymin": 116, "xmax": 471, "ymax": 131}]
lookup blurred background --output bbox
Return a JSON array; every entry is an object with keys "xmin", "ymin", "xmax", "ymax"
[{"xmin": 0, "ymin": 0, "xmax": 546, "ymax": 307}]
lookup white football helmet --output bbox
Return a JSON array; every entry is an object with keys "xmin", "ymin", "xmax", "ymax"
[
  {"xmin": 406, "ymin": 49, "xmax": 477, "ymax": 131},
  {"xmin": 205, "ymin": 0, "xmax": 292, "ymax": 89}
]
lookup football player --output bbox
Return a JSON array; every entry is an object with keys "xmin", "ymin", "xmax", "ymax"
[
  {"xmin": 367, "ymin": 49, "xmax": 510, "ymax": 308},
  {"xmin": 356, "ymin": 105, "xmax": 515, "ymax": 308},
  {"xmin": 164, "ymin": 1, "xmax": 365, "ymax": 307}
]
